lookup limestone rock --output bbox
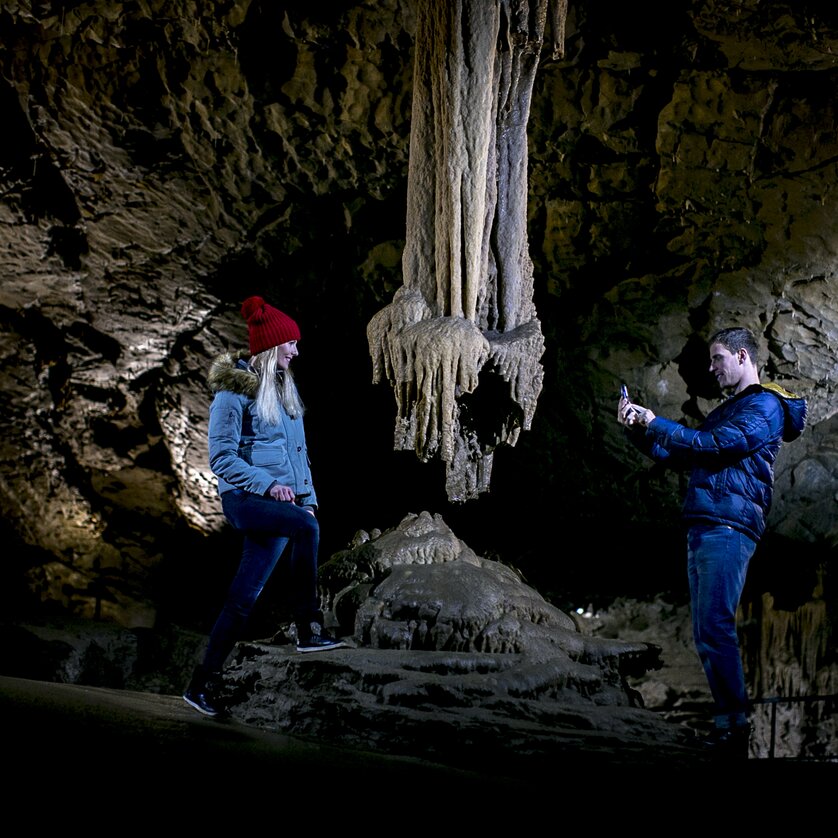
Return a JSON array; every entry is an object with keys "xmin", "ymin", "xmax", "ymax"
[{"xmin": 212, "ymin": 509, "xmax": 700, "ymax": 770}]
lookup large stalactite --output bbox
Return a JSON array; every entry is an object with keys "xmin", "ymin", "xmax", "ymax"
[{"xmin": 368, "ymin": 0, "xmax": 567, "ymax": 501}]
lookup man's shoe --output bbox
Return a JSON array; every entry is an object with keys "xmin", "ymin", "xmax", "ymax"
[
  {"xmin": 296, "ymin": 632, "xmax": 347, "ymax": 653},
  {"xmin": 701, "ymin": 725, "xmax": 750, "ymax": 758}
]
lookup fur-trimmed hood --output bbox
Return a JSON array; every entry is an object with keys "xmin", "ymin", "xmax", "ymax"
[{"xmin": 208, "ymin": 350, "xmax": 257, "ymax": 397}]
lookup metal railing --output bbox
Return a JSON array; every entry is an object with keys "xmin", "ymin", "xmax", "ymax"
[{"xmin": 750, "ymin": 693, "xmax": 837, "ymax": 760}]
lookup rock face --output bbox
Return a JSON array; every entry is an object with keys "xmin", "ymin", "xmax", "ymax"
[{"xmin": 0, "ymin": 1, "xmax": 835, "ymax": 757}]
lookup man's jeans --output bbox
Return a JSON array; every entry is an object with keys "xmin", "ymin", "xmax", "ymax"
[
  {"xmin": 201, "ymin": 489, "xmax": 321, "ymax": 672},
  {"xmin": 687, "ymin": 524, "xmax": 757, "ymax": 730}
]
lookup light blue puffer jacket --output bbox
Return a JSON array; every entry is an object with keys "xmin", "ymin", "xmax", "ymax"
[{"xmin": 206, "ymin": 351, "xmax": 317, "ymax": 507}]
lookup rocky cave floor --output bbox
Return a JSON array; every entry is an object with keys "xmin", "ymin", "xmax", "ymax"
[
  {"xmin": 3, "ymin": 653, "xmax": 835, "ymax": 817},
  {"xmin": 3, "ymin": 511, "xmax": 834, "ymax": 809}
]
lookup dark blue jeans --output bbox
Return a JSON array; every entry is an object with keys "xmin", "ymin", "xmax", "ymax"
[
  {"xmin": 201, "ymin": 489, "xmax": 321, "ymax": 672},
  {"xmin": 687, "ymin": 524, "xmax": 757, "ymax": 730}
]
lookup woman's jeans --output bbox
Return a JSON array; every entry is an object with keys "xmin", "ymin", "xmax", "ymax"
[
  {"xmin": 201, "ymin": 489, "xmax": 321, "ymax": 673},
  {"xmin": 687, "ymin": 524, "xmax": 757, "ymax": 730}
]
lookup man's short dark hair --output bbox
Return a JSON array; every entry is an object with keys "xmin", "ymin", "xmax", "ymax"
[{"xmin": 709, "ymin": 327, "xmax": 759, "ymax": 362}]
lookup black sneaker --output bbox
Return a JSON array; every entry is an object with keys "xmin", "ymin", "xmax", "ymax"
[
  {"xmin": 182, "ymin": 687, "xmax": 226, "ymax": 718},
  {"xmin": 182, "ymin": 666, "xmax": 228, "ymax": 718},
  {"xmin": 701, "ymin": 725, "xmax": 750, "ymax": 759},
  {"xmin": 296, "ymin": 632, "xmax": 347, "ymax": 653}
]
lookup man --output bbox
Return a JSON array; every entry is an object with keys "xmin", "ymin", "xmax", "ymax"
[{"xmin": 617, "ymin": 327, "xmax": 807, "ymax": 757}]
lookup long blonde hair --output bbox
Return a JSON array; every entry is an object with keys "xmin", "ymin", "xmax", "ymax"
[{"xmin": 250, "ymin": 346, "xmax": 305, "ymax": 424}]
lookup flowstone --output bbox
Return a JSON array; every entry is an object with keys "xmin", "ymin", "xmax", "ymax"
[{"xmin": 220, "ymin": 511, "xmax": 700, "ymax": 772}]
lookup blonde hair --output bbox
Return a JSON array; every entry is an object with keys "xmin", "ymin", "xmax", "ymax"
[{"xmin": 250, "ymin": 346, "xmax": 305, "ymax": 424}]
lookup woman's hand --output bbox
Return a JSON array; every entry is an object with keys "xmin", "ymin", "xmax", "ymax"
[{"xmin": 268, "ymin": 483, "xmax": 295, "ymax": 501}]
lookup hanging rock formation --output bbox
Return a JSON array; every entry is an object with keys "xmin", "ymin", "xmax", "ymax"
[{"xmin": 368, "ymin": 0, "xmax": 566, "ymax": 501}]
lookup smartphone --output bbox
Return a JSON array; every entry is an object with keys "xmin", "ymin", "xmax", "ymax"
[{"xmin": 620, "ymin": 385, "xmax": 629, "ymax": 401}]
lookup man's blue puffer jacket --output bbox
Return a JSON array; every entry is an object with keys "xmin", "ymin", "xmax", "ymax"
[{"xmin": 630, "ymin": 383, "xmax": 807, "ymax": 541}]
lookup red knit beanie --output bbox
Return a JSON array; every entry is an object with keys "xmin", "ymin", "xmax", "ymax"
[{"xmin": 240, "ymin": 296, "xmax": 301, "ymax": 355}]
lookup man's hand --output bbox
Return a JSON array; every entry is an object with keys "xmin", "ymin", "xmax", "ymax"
[{"xmin": 618, "ymin": 397, "xmax": 655, "ymax": 428}]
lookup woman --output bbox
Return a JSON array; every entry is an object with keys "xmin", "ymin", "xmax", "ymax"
[{"xmin": 183, "ymin": 295, "xmax": 345, "ymax": 718}]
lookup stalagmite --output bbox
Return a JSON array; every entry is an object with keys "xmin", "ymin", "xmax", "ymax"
[{"xmin": 368, "ymin": 0, "xmax": 567, "ymax": 501}]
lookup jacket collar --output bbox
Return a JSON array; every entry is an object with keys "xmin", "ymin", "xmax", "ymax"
[{"xmin": 208, "ymin": 350, "xmax": 257, "ymax": 397}]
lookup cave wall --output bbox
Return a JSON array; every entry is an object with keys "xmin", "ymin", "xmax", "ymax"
[{"xmin": 0, "ymin": 0, "xmax": 834, "ymax": 722}]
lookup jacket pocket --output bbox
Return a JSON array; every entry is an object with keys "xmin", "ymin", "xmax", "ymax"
[{"xmin": 251, "ymin": 444, "xmax": 288, "ymax": 467}]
